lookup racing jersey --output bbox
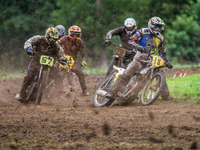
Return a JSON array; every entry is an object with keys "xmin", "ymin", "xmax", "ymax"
[
  {"xmin": 129, "ymin": 28, "xmax": 167, "ymax": 59},
  {"xmin": 59, "ymin": 36, "xmax": 87, "ymax": 62}
]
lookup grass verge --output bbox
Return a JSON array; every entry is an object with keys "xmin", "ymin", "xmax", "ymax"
[
  {"xmin": 167, "ymin": 74, "xmax": 200, "ymax": 102},
  {"xmin": 0, "ymin": 70, "xmax": 25, "ymax": 79}
]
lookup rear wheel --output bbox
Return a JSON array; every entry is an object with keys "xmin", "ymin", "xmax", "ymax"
[
  {"xmin": 93, "ymin": 75, "xmax": 115, "ymax": 107},
  {"xmin": 141, "ymin": 71, "xmax": 165, "ymax": 106},
  {"xmin": 106, "ymin": 59, "xmax": 117, "ymax": 76}
]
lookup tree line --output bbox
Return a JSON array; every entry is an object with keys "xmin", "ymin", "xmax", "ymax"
[{"xmin": 0, "ymin": 0, "xmax": 199, "ymax": 70}]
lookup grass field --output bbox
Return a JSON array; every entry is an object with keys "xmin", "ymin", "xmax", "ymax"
[{"xmin": 167, "ymin": 74, "xmax": 200, "ymax": 101}]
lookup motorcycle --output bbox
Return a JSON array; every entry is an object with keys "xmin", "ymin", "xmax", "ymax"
[
  {"xmin": 24, "ymin": 53, "xmax": 72, "ymax": 105},
  {"xmin": 106, "ymin": 41, "xmax": 135, "ymax": 76},
  {"xmin": 93, "ymin": 53, "xmax": 171, "ymax": 107}
]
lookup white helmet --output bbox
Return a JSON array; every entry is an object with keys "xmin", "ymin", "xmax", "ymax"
[{"xmin": 124, "ymin": 18, "xmax": 137, "ymax": 35}]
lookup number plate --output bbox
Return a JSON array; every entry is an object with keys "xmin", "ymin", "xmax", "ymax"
[
  {"xmin": 59, "ymin": 55, "xmax": 75, "ymax": 72},
  {"xmin": 40, "ymin": 55, "xmax": 54, "ymax": 66},
  {"xmin": 152, "ymin": 55, "xmax": 164, "ymax": 67}
]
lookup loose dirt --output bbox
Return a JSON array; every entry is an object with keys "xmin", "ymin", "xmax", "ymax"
[{"xmin": 0, "ymin": 67, "xmax": 200, "ymax": 149}]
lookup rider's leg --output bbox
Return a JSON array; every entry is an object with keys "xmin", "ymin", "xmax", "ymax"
[
  {"xmin": 110, "ymin": 59, "xmax": 142, "ymax": 97},
  {"xmin": 72, "ymin": 68, "xmax": 89, "ymax": 96},
  {"xmin": 161, "ymin": 78, "xmax": 173, "ymax": 100},
  {"xmin": 19, "ymin": 60, "xmax": 38, "ymax": 101}
]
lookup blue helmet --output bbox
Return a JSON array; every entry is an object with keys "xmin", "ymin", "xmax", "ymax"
[{"xmin": 55, "ymin": 25, "xmax": 66, "ymax": 39}]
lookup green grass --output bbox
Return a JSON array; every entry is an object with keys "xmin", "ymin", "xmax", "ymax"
[
  {"xmin": 83, "ymin": 67, "xmax": 106, "ymax": 74},
  {"xmin": 0, "ymin": 70, "xmax": 25, "ymax": 79},
  {"xmin": 173, "ymin": 63, "xmax": 200, "ymax": 68},
  {"xmin": 167, "ymin": 74, "xmax": 200, "ymax": 101}
]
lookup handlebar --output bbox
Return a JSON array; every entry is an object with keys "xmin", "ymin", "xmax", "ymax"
[{"xmin": 110, "ymin": 41, "xmax": 118, "ymax": 47}]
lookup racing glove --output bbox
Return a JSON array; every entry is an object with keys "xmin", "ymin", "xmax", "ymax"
[
  {"xmin": 165, "ymin": 61, "xmax": 173, "ymax": 69},
  {"xmin": 137, "ymin": 46, "xmax": 145, "ymax": 52},
  {"xmin": 105, "ymin": 39, "xmax": 112, "ymax": 46},
  {"xmin": 81, "ymin": 61, "xmax": 87, "ymax": 67},
  {"xmin": 26, "ymin": 47, "xmax": 33, "ymax": 55},
  {"xmin": 59, "ymin": 57, "xmax": 68, "ymax": 65}
]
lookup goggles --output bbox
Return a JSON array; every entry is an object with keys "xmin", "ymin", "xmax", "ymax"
[
  {"xmin": 70, "ymin": 32, "xmax": 81, "ymax": 39},
  {"xmin": 126, "ymin": 26, "xmax": 134, "ymax": 31},
  {"xmin": 153, "ymin": 25, "xmax": 163, "ymax": 31}
]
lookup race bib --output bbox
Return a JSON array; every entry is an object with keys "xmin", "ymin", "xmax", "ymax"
[
  {"xmin": 59, "ymin": 55, "xmax": 75, "ymax": 72},
  {"xmin": 152, "ymin": 55, "xmax": 164, "ymax": 67},
  {"xmin": 40, "ymin": 55, "xmax": 54, "ymax": 66}
]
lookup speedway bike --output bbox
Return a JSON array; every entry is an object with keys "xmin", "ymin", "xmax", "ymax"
[
  {"xmin": 93, "ymin": 53, "xmax": 171, "ymax": 107},
  {"xmin": 25, "ymin": 54, "xmax": 72, "ymax": 105}
]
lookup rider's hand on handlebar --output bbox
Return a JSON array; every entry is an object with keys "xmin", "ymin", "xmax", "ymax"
[
  {"xmin": 26, "ymin": 47, "xmax": 34, "ymax": 55},
  {"xmin": 81, "ymin": 61, "xmax": 87, "ymax": 67},
  {"xmin": 166, "ymin": 61, "xmax": 173, "ymax": 69},
  {"xmin": 59, "ymin": 57, "xmax": 68, "ymax": 65},
  {"xmin": 105, "ymin": 39, "xmax": 112, "ymax": 46},
  {"xmin": 137, "ymin": 46, "xmax": 145, "ymax": 52}
]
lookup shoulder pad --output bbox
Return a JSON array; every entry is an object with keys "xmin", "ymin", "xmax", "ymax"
[{"xmin": 140, "ymin": 28, "xmax": 151, "ymax": 34}]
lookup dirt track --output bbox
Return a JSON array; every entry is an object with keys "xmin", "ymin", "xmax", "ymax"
[{"xmin": 0, "ymin": 67, "xmax": 200, "ymax": 149}]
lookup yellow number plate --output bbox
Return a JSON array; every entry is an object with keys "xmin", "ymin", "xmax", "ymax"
[
  {"xmin": 40, "ymin": 55, "xmax": 54, "ymax": 66},
  {"xmin": 152, "ymin": 55, "xmax": 164, "ymax": 67},
  {"xmin": 60, "ymin": 55, "xmax": 75, "ymax": 72}
]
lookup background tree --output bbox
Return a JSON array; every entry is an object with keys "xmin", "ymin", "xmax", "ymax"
[{"xmin": 0, "ymin": 0, "xmax": 199, "ymax": 71}]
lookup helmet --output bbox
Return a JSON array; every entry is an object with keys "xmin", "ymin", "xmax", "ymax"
[
  {"xmin": 68, "ymin": 25, "xmax": 82, "ymax": 40},
  {"xmin": 45, "ymin": 27, "xmax": 59, "ymax": 43},
  {"xmin": 55, "ymin": 25, "xmax": 66, "ymax": 39},
  {"xmin": 124, "ymin": 18, "xmax": 137, "ymax": 35},
  {"xmin": 148, "ymin": 17, "xmax": 165, "ymax": 36}
]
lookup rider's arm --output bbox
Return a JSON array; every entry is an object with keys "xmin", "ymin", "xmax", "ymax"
[
  {"xmin": 158, "ymin": 36, "xmax": 173, "ymax": 69},
  {"xmin": 128, "ymin": 30, "xmax": 142, "ymax": 50},
  {"xmin": 79, "ymin": 39, "xmax": 87, "ymax": 62},
  {"xmin": 24, "ymin": 35, "xmax": 41, "ymax": 51},
  {"xmin": 55, "ymin": 41, "xmax": 65, "ymax": 60},
  {"xmin": 106, "ymin": 27, "xmax": 124, "ymax": 40},
  {"xmin": 157, "ymin": 35, "xmax": 168, "ymax": 60}
]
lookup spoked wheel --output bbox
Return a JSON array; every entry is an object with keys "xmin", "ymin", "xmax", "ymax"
[
  {"xmin": 36, "ymin": 70, "xmax": 48, "ymax": 105},
  {"xmin": 141, "ymin": 71, "xmax": 165, "ymax": 106},
  {"xmin": 106, "ymin": 59, "xmax": 117, "ymax": 76},
  {"xmin": 93, "ymin": 75, "xmax": 115, "ymax": 107}
]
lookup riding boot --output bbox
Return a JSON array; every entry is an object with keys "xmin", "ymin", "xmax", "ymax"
[
  {"xmin": 19, "ymin": 74, "xmax": 35, "ymax": 101},
  {"xmin": 161, "ymin": 78, "xmax": 173, "ymax": 100}
]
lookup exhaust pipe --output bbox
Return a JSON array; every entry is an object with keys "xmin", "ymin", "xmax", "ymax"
[{"xmin": 96, "ymin": 89, "xmax": 107, "ymax": 97}]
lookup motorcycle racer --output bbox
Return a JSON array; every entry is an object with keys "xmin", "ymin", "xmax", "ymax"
[
  {"xmin": 105, "ymin": 18, "xmax": 138, "ymax": 75},
  {"xmin": 16, "ymin": 27, "xmax": 66, "ymax": 103},
  {"xmin": 59, "ymin": 25, "xmax": 89, "ymax": 96},
  {"xmin": 106, "ymin": 17, "xmax": 173, "ymax": 101}
]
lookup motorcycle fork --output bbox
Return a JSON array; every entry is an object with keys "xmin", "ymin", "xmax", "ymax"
[{"xmin": 150, "ymin": 68, "xmax": 154, "ymax": 79}]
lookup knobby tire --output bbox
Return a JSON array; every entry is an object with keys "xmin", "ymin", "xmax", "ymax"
[
  {"xmin": 141, "ymin": 71, "xmax": 165, "ymax": 106},
  {"xmin": 35, "ymin": 70, "xmax": 48, "ymax": 105},
  {"xmin": 93, "ymin": 75, "xmax": 115, "ymax": 107}
]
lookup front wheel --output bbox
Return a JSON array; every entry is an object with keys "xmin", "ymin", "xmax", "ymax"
[
  {"xmin": 93, "ymin": 75, "xmax": 115, "ymax": 107},
  {"xmin": 141, "ymin": 71, "xmax": 165, "ymax": 106},
  {"xmin": 106, "ymin": 59, "xmax": 118, "ymax": 76},
  {"xmin": 35, "ymin": 70, "xmax": 48, "ymax": 105}
]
